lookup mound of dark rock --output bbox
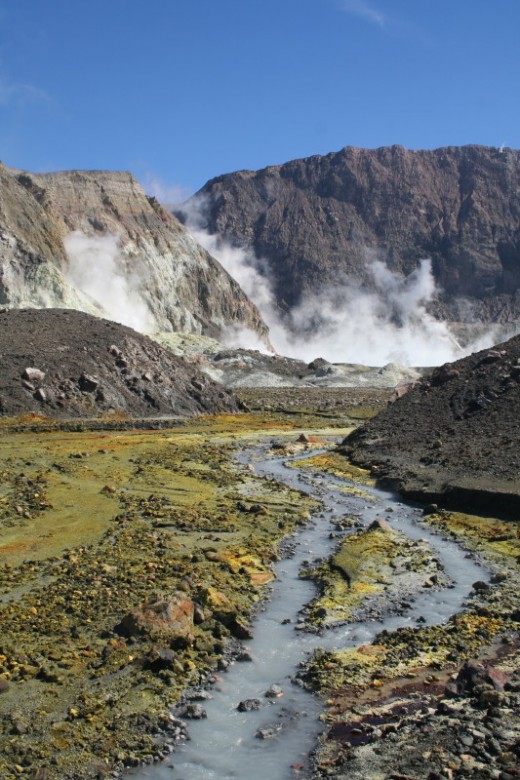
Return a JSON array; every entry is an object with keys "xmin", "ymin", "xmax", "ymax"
[
  {"xmin": 0, "ymin": 309, "xmax": 238, "ymax": 418},
  {"xmin": 339, "ymin": 336, "xmax": 520, "ymax": 517}
]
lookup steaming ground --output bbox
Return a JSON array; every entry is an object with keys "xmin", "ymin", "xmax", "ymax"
[
  {"xmin": 175, "ymin": 196, "xmax": 506, "ymax": 366},
  {"xmin": 64, "ymin": 231, "xmax": 158, "ymax": 333},
  {"xmin": 63, "ymin": 216, "xmax": 506, "ymax": 370},
  {"xmin": 188, "ymin": 226, "xmax": 505, "ymax": 366},
  {"xmin": 58, "ymin": 228, "xmax": 427, "ymax": 391}
]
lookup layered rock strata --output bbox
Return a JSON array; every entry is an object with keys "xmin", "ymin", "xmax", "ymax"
[
  {"xmin": 0, "ymin": 163, "xmax": 268, "ymax": 342},
  {"xmin": 182, "ymin": 145, "xmax": 520, "ymax": 325}
]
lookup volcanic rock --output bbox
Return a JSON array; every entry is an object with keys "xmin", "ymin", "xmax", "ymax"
[
  {"xmin": 0, "ymin": 308, "xmax": 239, "ymax": 418},
  {"xmin": 339, "ymin": 334, "xmax": 520, "ymax": 518},
  {"xmin": 0, "ymin": 162, "xmax": 268, "ymax": 342},
  {"xmin": 237, "ymin": 698, "xmax": 263, "ymax": 712},
  {"xmin": 116, "ymin": 594, "xmax": 195, "ymax": 645},
  {"xmin": 182, "ymin": 144, "xmax": 520, "ymax": 330}
]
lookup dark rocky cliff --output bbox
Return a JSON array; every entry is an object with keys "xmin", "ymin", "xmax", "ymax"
[{"xmin": 182, "ymin": 145, "xmax": 520, "ymax": 325}]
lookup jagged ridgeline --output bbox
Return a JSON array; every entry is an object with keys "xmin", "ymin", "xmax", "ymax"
[
  {"xmin": 0, "ymin": 163, "xmax": 268, "ymax": 343},
  {"xmin": 181, "ymin": 145, "xmax": 520, "ymax": 332}
]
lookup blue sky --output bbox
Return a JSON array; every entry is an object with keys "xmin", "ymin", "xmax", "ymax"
[{"xmin": 0, "ymin": 0, "xmax": 518, "ymax": 198}]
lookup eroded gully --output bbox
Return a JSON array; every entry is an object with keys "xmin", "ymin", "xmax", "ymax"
[{"xmin": 130, "ymin": 443, "xmax": 489, "ymax": 780}]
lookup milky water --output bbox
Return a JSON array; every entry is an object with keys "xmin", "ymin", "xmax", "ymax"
[{"xmin": 130, "ymin": 445, "xmax": 489, "ymax": 780}]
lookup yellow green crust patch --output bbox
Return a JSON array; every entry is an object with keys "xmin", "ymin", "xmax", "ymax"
[
  {"xmin": 303, "ymin": 506, "xmax": 519, "ymax": 702},
  {"xmin": 426, "ymin": 509, "xmax": 520, "ymax": 562},
  {"xmin": 294, "ymin": 451, "xmax": 374, "ymax": 485},
  {"xmin": 0, "ymin": 418, "xmax": 317, "ymax": 779},
  {"xmin": 306, "ymin": 611, "xmax": 509, "ymax": 696},
  {"xmin": 304, "ymin": 523, "xmax": 444, "ymax": 626}
]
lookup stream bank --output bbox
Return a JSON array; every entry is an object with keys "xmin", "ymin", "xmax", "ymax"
[
  {"xmin": 128, "ymin": 444, "xmax": 517, "ymax": 780},
  {"xmin": 0, "ymin": 415, "xmax": 517, "ymax": 780}
]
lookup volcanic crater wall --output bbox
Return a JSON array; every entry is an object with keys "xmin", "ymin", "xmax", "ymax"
[
  {"xmin": 184, "ymin": 145, "xmax": 520, "ymax": 324},
  {"xmin": 0, "ymin": 163, "xmax": 269, "ymax": 343}
]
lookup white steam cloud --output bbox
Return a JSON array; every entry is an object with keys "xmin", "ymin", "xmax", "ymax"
[
  {"xmin": 139, "ymin": 174, "xmax": 193, "ymax": 209},
  {"xmin": 281, "ymin": 259, "xmax": 462, "ymax": 366},
  {"xmin": 63, "ymin": 230, "xmax": 156, "ymax": 333},
  {"xmin": 183, "ymin": 205, "xmax": 500, "ymax": 367}
]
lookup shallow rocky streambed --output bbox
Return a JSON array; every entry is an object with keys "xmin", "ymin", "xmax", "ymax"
[{"xmin": 129, "ymin": 443, "xmax": 489, "ymax": 780}]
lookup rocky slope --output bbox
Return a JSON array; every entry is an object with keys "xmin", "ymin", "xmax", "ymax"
[
  {"xmin": 181, "ymin": 144, "xmax": 520, "ymax": 326},
  {"xmin": 339, "ymin": 335, "xmax": 520, "ymax": 518},
  {"xmin": 0, "ymin": 163, "xmax": 268, "ymax": 342},
  {"xmin": 0, "ymin": 309, "xmax": 238, "ymax": 418}
]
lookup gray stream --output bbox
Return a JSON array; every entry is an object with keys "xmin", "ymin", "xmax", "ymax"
[{"xmin": 131, "ymin": 445, "xmax": 489, "ymax": 780}]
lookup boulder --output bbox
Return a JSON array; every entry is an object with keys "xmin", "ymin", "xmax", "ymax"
[
  {"xmin": 237, "ymin": 698, "xmax": 263, "ymax": 712},
  {"xmin": 197, "ymin": 587, "xmax": 252, "ymax": 639},
  {"xmin": 78, "ymin": 372, "xmax": 99, "ymax": 392},
  {"xmin": 265, "ymin": 683, "xmax": 284, "ymax": 698},
  {"xmin": 23, "ymin": 367, "xmax": 45, "ymax": 383},
  {"xmin": 368, "ymin": 518, "xmax": 393, "ymax": 533},
  {"xmin": 116, "ymin": 593, "xmax": 195, "ymax": 646}
]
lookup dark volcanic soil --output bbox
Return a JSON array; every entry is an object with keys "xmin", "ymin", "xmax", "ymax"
[
  {"xmin": 0, "ymin": 309, "xmax": 238, "ymax": 418},
  {"xmin": 340, "ymin": 335, "xmax": 520, "ymax": 518}
]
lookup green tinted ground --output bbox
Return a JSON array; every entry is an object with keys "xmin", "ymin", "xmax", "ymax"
[{"xmin": 0, "ymin": 413, "xmax": 353, "ymax": 780}]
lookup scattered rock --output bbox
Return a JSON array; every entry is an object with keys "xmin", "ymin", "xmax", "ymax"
[
  {"xmin": 177, "ymin": 703, "xmax": 207, "ymax": 720},
  {"xmin": 0, "ymin": 309, "xmax": 241, "ymax": 419},
  {"xmin": 116, "ymin": 594, "xmax": 195, "ymax": 646},
  {"xmin": 143, "ymin": 647, "xmax": 177, "ymax": 672},
  {"xmin": 22, "ymin": 367, "xmax": 45, "ymax": 383},
  {"xmin": 255, "ymin": 726, "xmax": 280, "ymax": 739},
  {"xmin": 237, "ymin": 698, "xmax": 263, "ymax": 712},
  {"xmin": 78, "ymin": 372, "xmax": 99, "ymax": 392},
  {"xmin": 265, "ymin": 684, "xmax": 284, "ymax": 698}
]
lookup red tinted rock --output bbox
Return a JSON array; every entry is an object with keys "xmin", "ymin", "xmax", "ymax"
[{"xmin": 116, "ymin": 593, "xmax": 195, "ymax": 645}]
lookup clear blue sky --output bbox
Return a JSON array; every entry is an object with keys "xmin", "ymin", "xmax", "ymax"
[{"xmin": 0, "ymin": 0, "xmax": 518, "ymax": 198}]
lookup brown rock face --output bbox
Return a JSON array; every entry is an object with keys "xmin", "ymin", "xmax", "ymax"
[
  {"xmin": 0, "ymin": 308, "xmax": 239, "ymax": 418},
  {"xmin": 0, "ymin": 163, "xmax": 269, "ymax": 342},
  {"xmin": 182, "ymin": 145, "xmax": 520, "ymax": 325},
  {"xmin": 117, "ymin": 594, "xmax": 195, "ymax": 646}
]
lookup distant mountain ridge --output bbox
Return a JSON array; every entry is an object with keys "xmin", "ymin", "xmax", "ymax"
[
  {"xmin": 0, "ymin": 163, "xmax": 269, "ymax": 342},
  {"xmin": 181, "ymin": 145, "xmax": 520, "ymax": 327}
]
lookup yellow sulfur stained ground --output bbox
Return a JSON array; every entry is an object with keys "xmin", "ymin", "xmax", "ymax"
[{"xmin": 0, "ymin": 414, "xmax": 325, "ymax": 780}]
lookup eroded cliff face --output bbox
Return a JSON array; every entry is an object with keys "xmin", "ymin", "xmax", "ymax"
[
  {"xmin": 183, "ymin": 145, "xmax": 520, "ymax": 324},
  {"xmin": 0, "ymin": 163, "xmax": 269, "ymax": 342}
]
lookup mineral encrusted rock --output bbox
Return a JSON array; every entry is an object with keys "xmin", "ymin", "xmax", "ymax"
[
  {"xmin": 0, "ymin": 162, "xmax": 269, "ymax": 342},
  {"xmin": 116, "ymin": 594, "xmax": 195, "ymax": 645}
]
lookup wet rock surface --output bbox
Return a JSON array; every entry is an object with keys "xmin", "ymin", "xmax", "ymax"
[
  {"xmin": 303, "ymin": 458, "xmax": 520, "ymax": 780},
  {"xmin": 0, "ymin": 416, "xmax": 322, "ymax": 779},
  {"xmin": 302, "ymin": 522, "xmax": 450, "ymax": 627},
  {"xmin": 311, "ymin": 650, "xmax": 520, "ymax": 780},
  {"xmin": 0, "ymin": 404, "xmax": 517, "ymax": 780}
]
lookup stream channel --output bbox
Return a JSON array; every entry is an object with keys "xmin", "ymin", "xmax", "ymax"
[{"xmin": 131, "ymin": 442, "xmax": 489, "ymax": 780}]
